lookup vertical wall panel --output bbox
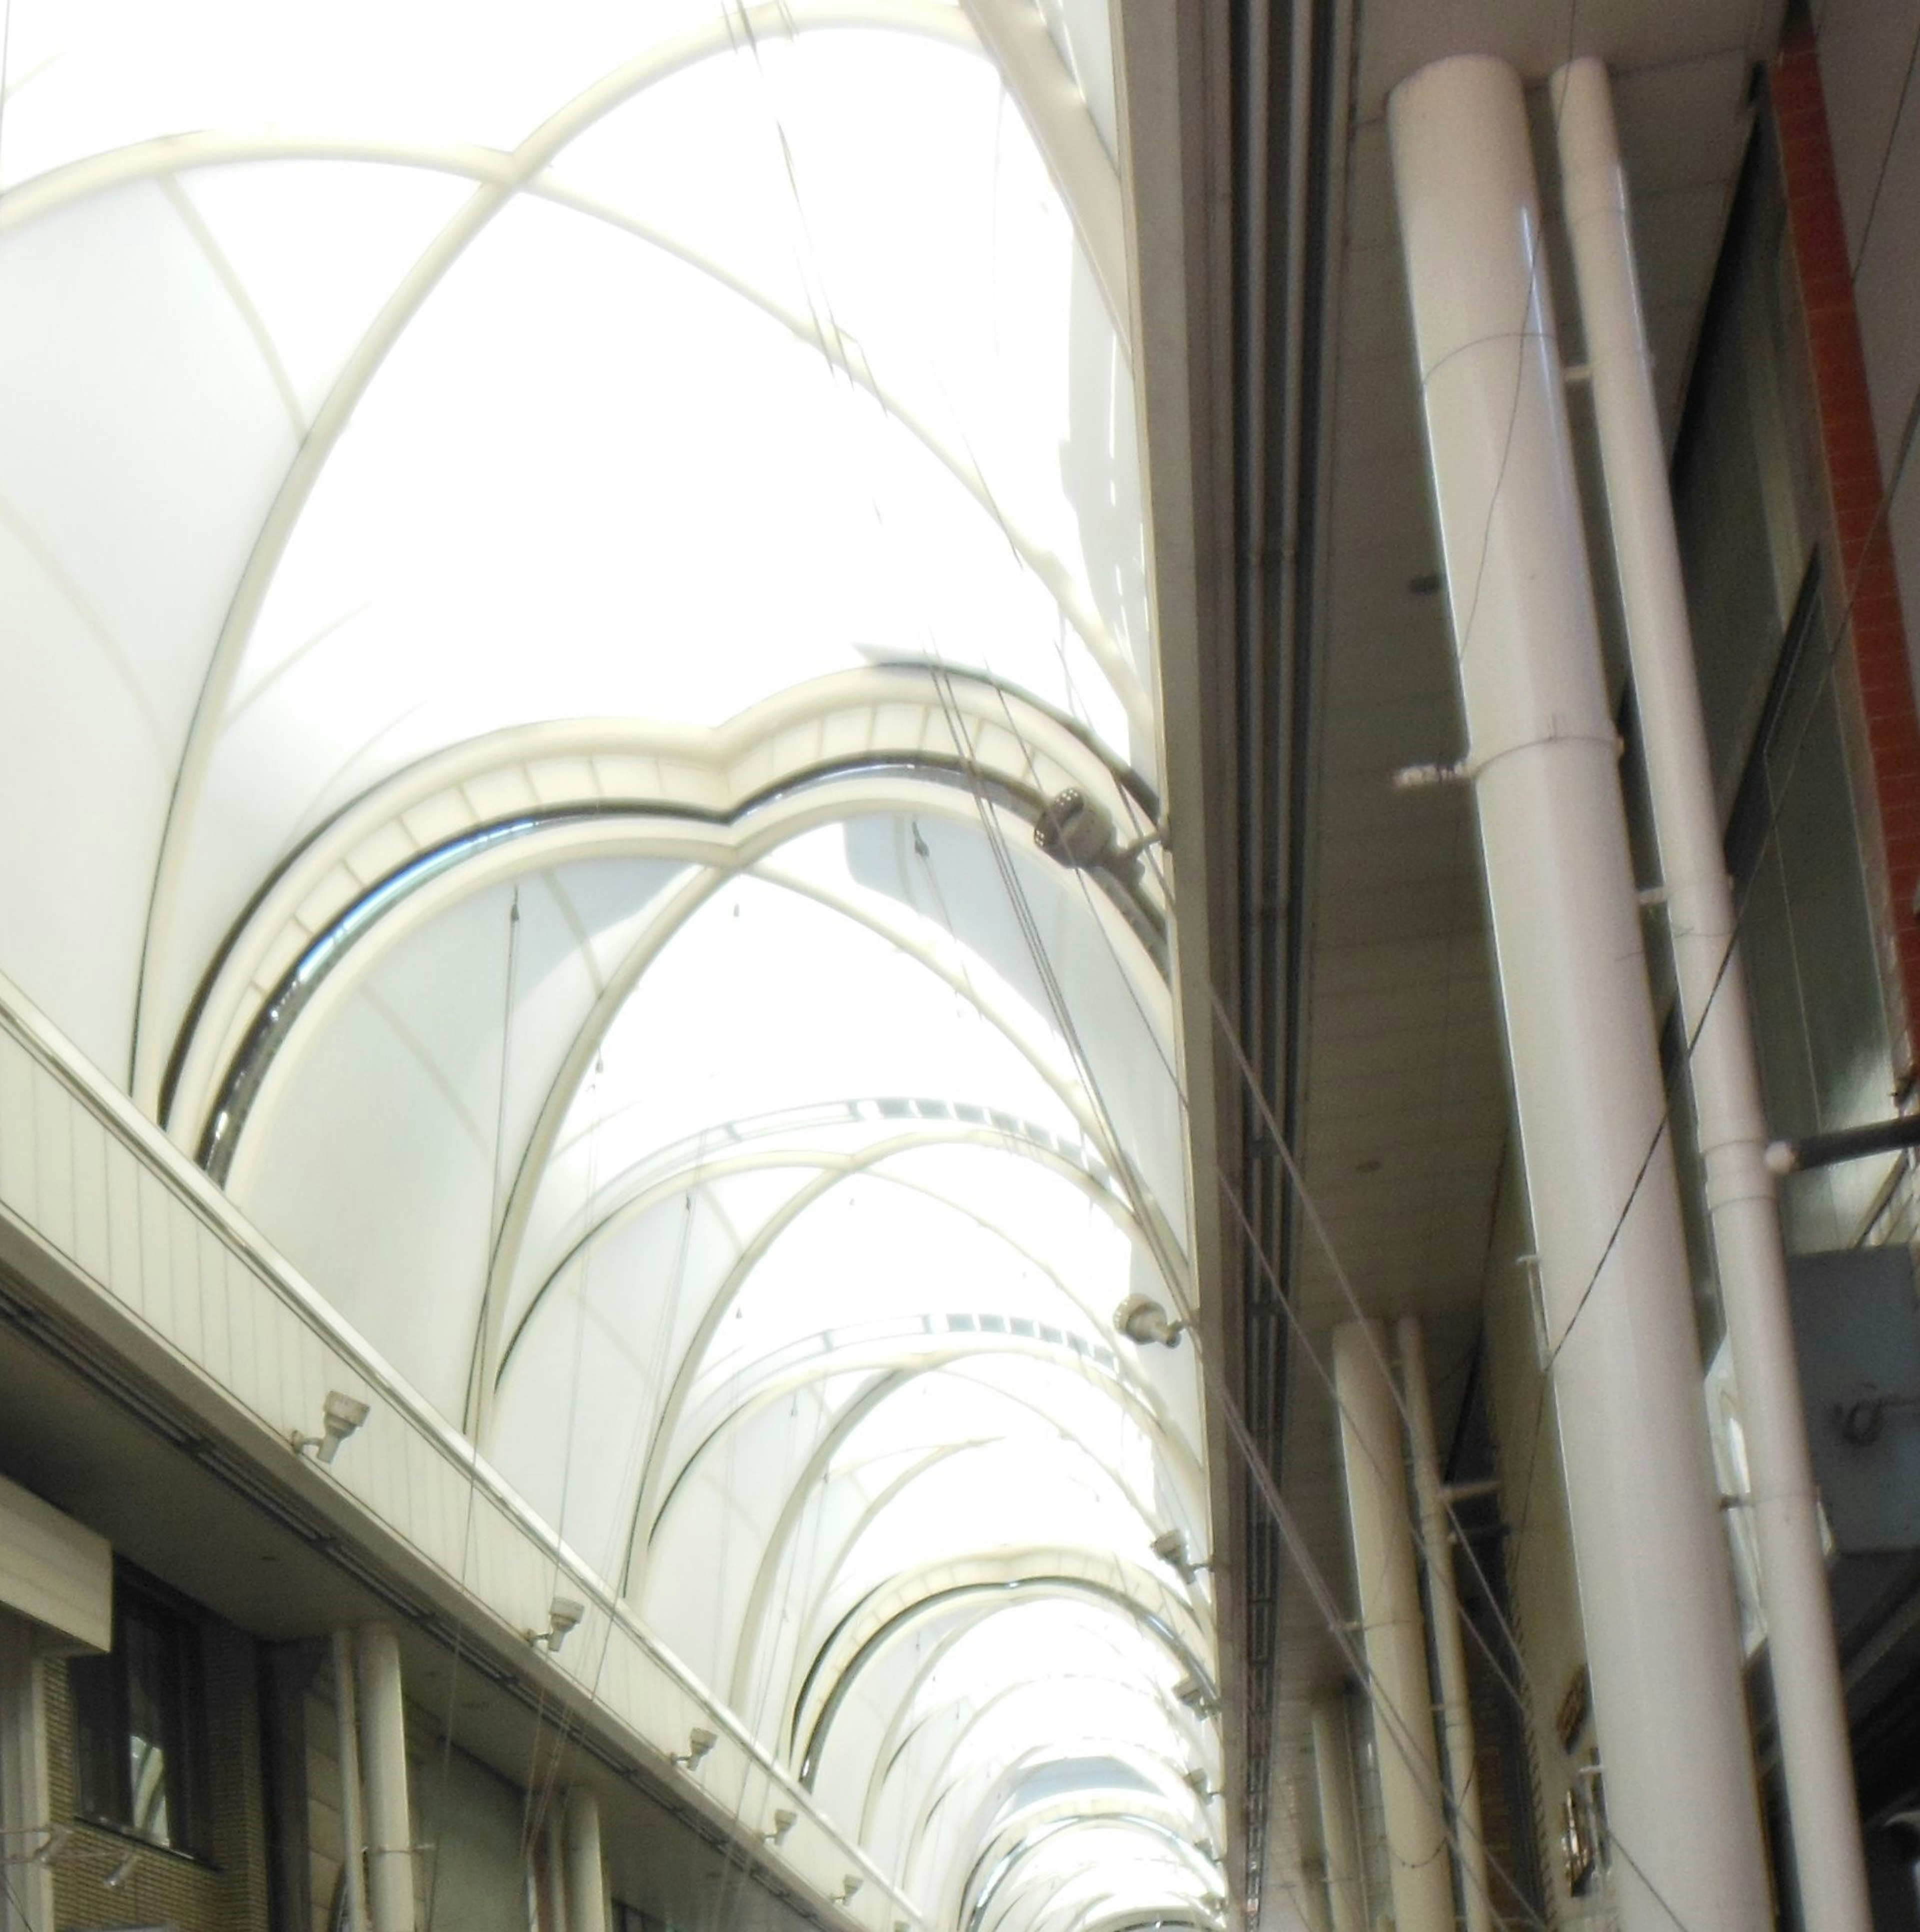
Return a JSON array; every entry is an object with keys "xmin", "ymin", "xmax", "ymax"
[
  {"xmin": 68, "ymin": 1107, "xmax": 108, "ymax": 1283},
  {"xmin": 199, "ymin": 1222, "xmax": 232, "ymax": 1386},
  {"xmin": 138, "ymin": 1166, "xmax": 173, "ymax": 1331},
  {"xmin": 31, "ymin": 1063, "xmax": 74, "ymax": 1257},
  {"xmin": 104, "ymin": 1137, "xmax": 142, "ymax": 1301}
]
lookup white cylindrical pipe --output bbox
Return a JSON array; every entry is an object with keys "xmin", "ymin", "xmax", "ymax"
[
  {"xmin": 356, "ymin": 1624, "xmax": 416, "ymax": 1932},
  {"xmin": 1310, "ymin": 1692, "xmax": 1367, "ymax": 1932},
  {"xmin": 1396, "ymin": 1319, "xmax": 1491, "ymax": 1932},
  {"xmin": 564, "ymin": 1788, "xmax": 610, "ymax": 1932},
  {"xmin": 332, "ymin": 1631, "xmax": 372, "ymax": 1932},
  {"xmin": 1389, "ymin": 53, "xmax": 1770, "ymax": 1932},
  {"xmin": 1552, "ymin": 56, "xmax": 1872, "ymax": 1932},
  {"xmin": 1331, "ymin": 1322, "xmax": 1452, "ymax": 1932}
]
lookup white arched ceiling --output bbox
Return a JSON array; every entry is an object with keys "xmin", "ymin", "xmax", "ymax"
[{"xmin": 0, "ymin": 3, "xmax": 1208, "ymax": 1927}]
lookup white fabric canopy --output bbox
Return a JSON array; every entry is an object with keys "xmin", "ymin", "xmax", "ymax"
[{"xmin": 0, "ymin": 3, "xmax": 1216, "ymax": 1926}]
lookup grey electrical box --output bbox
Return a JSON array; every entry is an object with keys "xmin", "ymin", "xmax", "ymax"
[{"xmin": 1788, "ymin": 1244, "xmax": 1920, "ymax": 1554}]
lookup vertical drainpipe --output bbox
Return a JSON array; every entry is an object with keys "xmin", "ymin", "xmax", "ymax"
[
  {"xmin": 1551, "ymin": 56, "xmax": 1872, "ymax": 1932},
  {"xmin": 1396, "ymin": 1318, "xmax": 1491, "ymax": 1932},
  {"xmin": 1331, "ymin": 1322, "xmax": 1452, "ymax": 1932},
  {"xmin": 1310, "ymin": 1692, "xmax": 1367, "ymax": 1932},
  {"xmin": 332, "ymin": 1631, "xmax": 372, "ymax": 1932},
  {"xmin": 1388, "ymin": 52, "xmax": 1771, "ymax": 1932},
  {"xmin": 564, "ymin": 1789, "xmax": 611, "ymax": 1932},
  {"xmin": 356, "ymin": 1624, "xmax": 418, "ymax": 1932}
]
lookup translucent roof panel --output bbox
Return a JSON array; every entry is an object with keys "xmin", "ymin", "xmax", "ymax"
[{"xmin": 0, "ymin": 0, "xmax": 1216, "ymax": 1926}]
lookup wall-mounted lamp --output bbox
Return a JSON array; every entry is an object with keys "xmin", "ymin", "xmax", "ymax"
[
  {"xmin": 1174, "ymin": 1676, "xmax": 1220, "ymax": 1720},
  {"xmin": 291, "ymin": 1390, "xmax": 370, "ymax": 1463},
  {"xmin": 104, "ymin": 1848, "xmax": 141, "ymax": 1889},
  {"xmin": 764, "ymin": 1808, "xmax": 797, "ymax": 1847},
  {"xmin": 832, "ymin": 1876, "xmax": 863, "ymax": 1907},
  {"xmin": 1150, "ymin": 1530, "xmax": 1213, "ymax": 1584},
  {"xmin": 672, "ymin": 1727, "xmax": 718, "ymax": 1770},
  {"xmin": 1182, "ymin": 1767, "xmax": 1220, "ymax": 1802},
  {"xmin": 1114, "ymin": 1295, "xmax": 1184, "ymax": 1349},
  {"xmin": 526, "ymin": 1595, "xmax": 585, "ymax": 1654}
]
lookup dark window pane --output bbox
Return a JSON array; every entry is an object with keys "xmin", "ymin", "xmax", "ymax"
[
  {"xmin": 69, "ymin": 1649, "xmax": 128, "ymax": 1824},
  {"xmin": 70, "ymin": 1580, "xmax": 212, "ymax": 1858}
]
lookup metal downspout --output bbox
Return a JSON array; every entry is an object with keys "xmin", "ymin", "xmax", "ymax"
[
  {"xmin": 1388, "ymin": 53, "xmax": 1770, "ymax": 1932},
  {"xmin": 1552, "ymin": 56, "xmax": 1872, "ymax": 1932}
]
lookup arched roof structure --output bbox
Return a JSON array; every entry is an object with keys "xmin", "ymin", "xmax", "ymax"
[{"xmin": 0, "ymin": 2, "xmax": 1217, "ymax": 1927}]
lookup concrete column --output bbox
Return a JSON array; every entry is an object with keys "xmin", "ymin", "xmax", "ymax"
[
  {"xmin": 1332, "ymin": 1322, "xmax": 1452, "ymax": 1932},
  {"xmin": 1397, "ymin": 1318, "xmax": 1490, "ymax": 1932},
  {"xmin": 564, "ymin": 1789, "xmax": 610, "ymax": 1932},
  {"xmin": 1310, "ymin": 1692, "xmax": 1366, "ymax": 1932},
  {"xmin": 1553, "ymin": 55, "xmax": 1872, "ymax": 1932},
  {"xmin": 1388, "ymin": 52, "xmax": 1770, "ymax": 1932},
  {"xmin": 356, "ymin": 1624, "xmax": 416, "ymax": 1932},
  {"xmin": 0, "ymin": 1614, "xmax": 54, "ymax": 1932}
]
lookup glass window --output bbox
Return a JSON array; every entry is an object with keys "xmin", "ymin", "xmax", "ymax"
[
  {"xmin": 68, "ymin": 1575, "xmax": 213, "ymax": 1858},
  {"xmin": 1728, "ymin": 572, "xmax": 1899, "ymax": 1253}
]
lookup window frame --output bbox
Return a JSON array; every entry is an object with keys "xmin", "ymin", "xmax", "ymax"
[{"xmin": 68, "ymin": 1568, "xmax": 216, "ymax": 1862}]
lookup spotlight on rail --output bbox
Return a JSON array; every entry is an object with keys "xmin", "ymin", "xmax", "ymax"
[
  {"xmin": 292, "ymin": 1390, "xmax": 370, "ymax": 1464},
  {"xmin": 528, "ymin": 1595, "xmax": 586, "ymax": 1654},
  {"xmin": 1115, "ymin": 1295, "xmax": 1185, "ymax": 1349},
  {"xmin": 672, "ymin": 1727, "xmax": 718, "ymax": 1770}
]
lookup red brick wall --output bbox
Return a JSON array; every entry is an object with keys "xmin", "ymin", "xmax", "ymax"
[{"xmin": 1774, "ymin": 27, "xmax": 1920, "ymax": 1066}]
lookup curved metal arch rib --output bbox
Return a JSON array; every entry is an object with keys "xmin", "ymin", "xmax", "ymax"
[
  {"xmin": 640, "ymin": 1332, "xmax": 1196, "ymax": 1596},
  {"xmin": 901, "ymin": 1705, "xmax": 1208, "ymax": 1908},
  {"xmin": 960, "ymin": 1809, "xmax": 1222, "ymax": 1932},
  {"xmin": 496, "ymin": 1120, "xmax": 1149, "ymax": 1397},
  {"xmin": 862, "ymin": 1647, "xmax": 1208, "ymax": 1849},
  {"xmin": 793, "ymin": 1569, "xmax": 1217, "ymax": 1787},
  {"xmin": 2, "ymin": 133, "xmax": 1142, "ymax": 755},
  {"xmin": 183, "ymin": 713, "xmax": 1164, "ymax": 1163},
  {"xmin": 474, "ymin": 848, "xmax": 1182, "ymax": 1446},
  {"xmin": 726, "ymin": 1380, "xmax": 1196, "ymax": 1728},
  {"xmin": 122, "ymin": 0, "xmax": 1130, "ymax": 1107}
]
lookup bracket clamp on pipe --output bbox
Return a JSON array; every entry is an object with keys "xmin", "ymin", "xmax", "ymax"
[{"xmin": 1392, "ymin": 757, "xmax": 1476, "ymax": 791}]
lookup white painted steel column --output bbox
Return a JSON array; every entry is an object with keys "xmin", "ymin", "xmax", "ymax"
[
  {"xmin": 1396, "ymin": 1319, "xmax": 1491, "ymax": 1932},
  {"xmin": 1310, "ymin": 1692, "xmax": 1366, "ymax": 1932},
  {"xmin": 1389, "ymin": 54, "xmax": 1770, "ymax": 1932},
  {"xmin": 332, "ymin": 1631, "xmax": 372, "ymax": 1932},
  {"xmin": 1331, "ymin": 1322, "xmax": 1452, "ymax": 1932},
  {"xmin": 564, "ymin": 1790, "xmax": 610, "ymax": 1932},
  {"xmin": 356, "ymin": 1625, "xmax": 416, "ymax": 1932},
  {"xmin": 1552, "ymin": 56, "xmax": 1872, "ymax": 1932},
  {"xmin": 0, "ymin": 1614, "xmax": 54, "ymax": 1932}
]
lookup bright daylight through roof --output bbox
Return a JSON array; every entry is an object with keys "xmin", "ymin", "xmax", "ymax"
[{"xmin": 0, "ymin": 1, "xmax": 1218, "ymax": 1931}]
